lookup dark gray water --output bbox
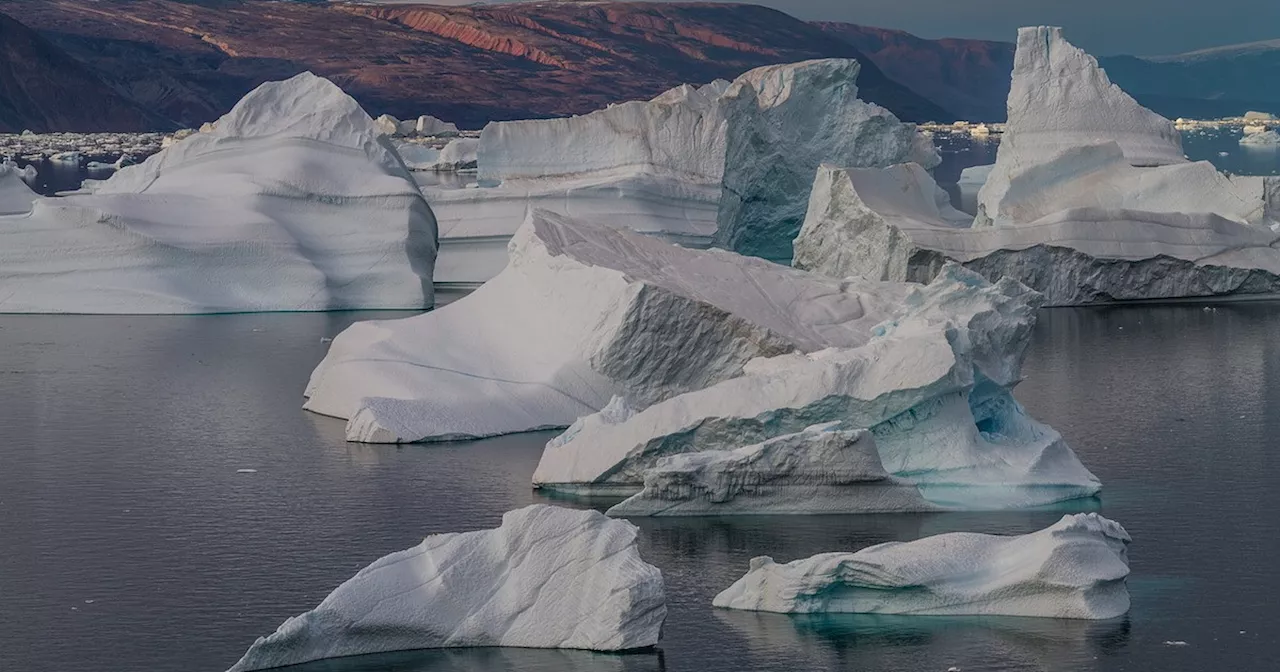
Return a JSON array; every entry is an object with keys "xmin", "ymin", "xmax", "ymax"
[{"xmin": 2, "ymin": 303, "xmax": 1280, "ymax": 672}]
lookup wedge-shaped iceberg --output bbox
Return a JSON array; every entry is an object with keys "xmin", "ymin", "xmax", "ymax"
[
  {"xmin": 712, "ymin": 513, "xmax": 1131, "ymax": 619},
  {"xmin": 0, "ymin": 73, "xmax": 437, "ymax": 313},
  {"xmin": 976, "ymin": 26, "xmax": 1186, "ymax": 226},
  {"xmin": 533, "ymin": 263, "xmax": 1100, "ymax": 510},
  {"xmin": 306, "ymin": 209, "xmax": 914, "ymax": 443},
  {"xmin": 713, "ymin": 59, "xmax": 939, "ymax": 263},
  {"xmin": 226, "ymin": 505, "xmax": 666, "ymax": 672},
  {"xmin": 0, "ymin": 161, "xmax": 38, "ymax": 215},
  {"xmin": 606, "ymin": 423, "xmax": 935, "ymax": 516}
]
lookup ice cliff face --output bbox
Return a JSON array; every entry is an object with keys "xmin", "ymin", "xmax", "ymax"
[
  {"xmin": 712, "ymin": 59, "xmax": 939, "ymax": 264},
  {"xmin": 534, "ymin": 264, "xmax": 1100, "ymax": 510},
  {"xmin": 713, "ymin": 513, "xmax": 1131, "ymax": 619},
  {"xmin": 226, "ymin": 505, "xmax": 666, "ymax": 671},
  {"xmin": 305, "ymin": 209, "xmax": 915, "ymax": 443},
  {"xmin": 0, "ymin": 72, "xmax": 438, "ymax": 313}
]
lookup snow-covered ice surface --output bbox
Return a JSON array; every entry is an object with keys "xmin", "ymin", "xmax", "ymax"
[
  {"xmin": 712, "ymin": 513, "xmax": 1130, "ymax": 619},
  {"xmin": 606, "ymin": 423, "xmax": 935, "ymax": 516},
  {"xmin": 226, "ymin": 505, "xmax": 666, "ymax": 672},
  {"xmin": 712, "ymin": 59, "xmax": 939, "ymax": 264},
  {"xmin": 536, "ymin": 263, "xmax": 1101, "ymax": 511},
  {"xmin": 0, "ymin": 73, "xmax": 437, "ymax": 313},
  {"xmin": 306, "ymin": 209, "xmax": 914, "ymax": 443},
  {"xmin": 794, "ymin": 26, "xmax": 1280, "ymax": 305},
  {"xmin": 0, "ymin": 161, "xmax": 38, "ymax": 215}
]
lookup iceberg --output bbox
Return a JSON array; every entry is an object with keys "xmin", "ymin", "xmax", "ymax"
[
  {"xmin": 0, "ymin": 161, "xmax": 38, "ymax": 215},
  {"xmin": 226, "ymin": 505, "xmax": 666, "ymax": 672},
  {"xmin": 712, "ymin": 513, "xmax": 1131, "ymax": 619},
  {"xmin": 712, "ymin": 59, "xmax": 939, "ymax": 264},
  {"xmin": 395, "ymin": 142, "xmax": 442, "ymax": 171},
  {"xmin": 534, "ymin": 263, "xmax": 1101, "ymax": 510},
  {"xmin": 436, "ymin": 137, "xmax": 478, "ymax": 170},
  {"xmin": 976, "ymin": 26, "xmax": 1186, "ymax": 226},
  {"xmin": 1241, "ymin": 130, "xmax": 1280, "ymax": 147},
  {"xmin": 792, "ymin": 27, "xmax": 1280, "ymax": 305},
  {"xmin": 606, "ymin": 423, "xmax": 935, "ymax": 516},
  {"xmin": 306, "ymin": 209, "xmax": 913, "ymax": 442},
  {"xmin": 415, "ymin": 114, "xmax": 459, "ymax": 137},
  {"xmin": 957, "ymin": 163, "xmax": 994, "ymax": 215},
  {"xmin": 0, "ymin": 73, "xmax": 437, "ymax": 313}
]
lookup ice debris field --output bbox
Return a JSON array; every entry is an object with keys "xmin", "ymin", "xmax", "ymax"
[{"xmin": 8, "ymin": 20, "xmax": 1267, "ymax": 668}]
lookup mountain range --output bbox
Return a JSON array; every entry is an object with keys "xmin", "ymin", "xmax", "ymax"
[{"xmin": 0, "ymin": 0, "xmax": 1275, "ymax": 133}]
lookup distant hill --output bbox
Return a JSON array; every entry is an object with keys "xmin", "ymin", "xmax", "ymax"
[
  {"xmin": 814, "ymin": 22, "xmax": 1014, "ymax": 122},
  {"xmin": 0, "ymin": 0, "xmax": 954, "ymax": 130},
  {"xmin": 0, "ymin": 10, "xmax": 172, "ymax": 133}
]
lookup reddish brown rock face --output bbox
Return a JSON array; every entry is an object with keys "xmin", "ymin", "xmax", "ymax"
[
  {"xmin": 0, "ymin": 10, "xmax": 170, "ymax": 132},
  {"xmin": 0, "ymin": 0, "xmax": 956, "ymax": 131}
]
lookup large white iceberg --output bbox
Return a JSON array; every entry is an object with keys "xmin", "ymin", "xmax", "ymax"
[
  {"xmin": 306, "ymin": 209, "xmax": 913, "ymax": 443},
  {"xmin": 226, "ymin": 505, "xmax": 666, "ymax": 672},
  {"xmin": 1241, "ymin": 130, "xmax": 1280, "ymax": 147},
  {"xmin": 976, "ymin": 26, "xmax": 1186, "ymax": 226},
  {"xmin": 0, "ymin": 161, "xmax": 38, "ymax": 215},
  {"xmin": 0, "ymin": 73, "xmax": 437, "ymax": 313},
  {"xmin": 431, "ymin": 81, "xmax": 729, "ymax": 286},
  {"xmin": 606, "ymin": 423, "xmax": 935, "ymax": 516},
  {"xmin": 712, "ymin": 59, "xmax": 939, "ymax": 263},
  {"xmin": 534, "ymin": 263, "xmax": 1101, "ymax": 510},
  {"xmin": 793, "ymin": 27, "xmax": 1280, "ymax": 305},
  {"xmin": 713, "ymin": 513, "xmax": 1131, "ymax": 619}
]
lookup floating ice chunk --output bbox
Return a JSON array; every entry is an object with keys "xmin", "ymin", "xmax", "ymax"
[
  {"xmin": 977, "ymin": 26, "xmax": 1187, "ymax": 227},
  {"xmin": 1240, "ymin": 130, "xmax": 1280, "ymax": 147},
  {"xmin": 306, "ymin": 209, "xmax": 914, "ymax": 443},
  {"xmin": 957, "ymin": 164, "xmax": 994, "ymax": 215},
  {"xmin": 373, "ymin": 114, "xmax": 401, "ymax": 137},
  {"xmin": 226, "ymin": 505, "xmax": 666, "ymax": 672},
  {"xmin": 395, "ymin": 142, "xmax": 443, "ymax": 171},
  {"xmin": 415, "ymin": 114, "xmax": 459, "ymax": 137},
  {"xmin": 0, "ymin": 161, "xmax": 38, "ymax": 215},
  {"xmin": 436, "ymin": 137, "xmax": 478, "ymax": 170},
  {"xmin": 236, "ymin": 469, "xmax": 258, "ymax": 474},
  {"xmin": 607, "ymin": 423, "xmax": 935, "ymax": 516},
  {"xmin": 793, "ymin": 161, "xmax": 1280, "ymax": 305},
  {"xmin": 713, "ymin": 59, "xmax": 939, "ymax": 263},
  {"xmin": 0, "ymin": 73, "xmax": 437, "ymax": 313},
  {"xmin": 713, "ymin": 513, "xmax": 1130, "ymax": 619},
  {"xmin": 534, "ymin": 264, "xmax": 1101, "ymax": 509}
]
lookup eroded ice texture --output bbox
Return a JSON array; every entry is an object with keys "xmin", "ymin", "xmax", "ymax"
[
  {"xmin": 713, "ymin": 513, "xmax": 1131, "ymax": 619},
  {"xmin": 227, "ymin": 505, "xmax": 666, "ymax": 672}
]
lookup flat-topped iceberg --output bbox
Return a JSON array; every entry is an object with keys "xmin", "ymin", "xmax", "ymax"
[
  {"xmin": 606, "ymin": 423, "xmax": 935, "ymax": 516},
  {"xmin": 0, "ymin": 73, "xmax": 437, "ymax": 313},
  {"xmin": 1241, "ymin": 130, "xmax": 1280, "ymax": 147},
  {"xmin": 713, "ymin": 513, "xmax": 1131, "ymax": 619},
  {"xmin": 306, "ymin": 209, "xmax": 914, "ymax": 443},
  {"xmin": 535, "ymin": 263, "xmax": 1101, "ymax": 510},
  {"xmin": 713, "ymin": 59, "xmax": 939, "ymax": 263},
  {"xmin": 226, "ymin": 505, "xmax": 666, "ymax": 672}
]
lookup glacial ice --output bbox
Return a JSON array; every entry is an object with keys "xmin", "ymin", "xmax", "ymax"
[
  {"xmin": 1241, "ymin": 130, "xmax": 1280, "ymax": 147},
  {"xmin": 0, "ymin": 160, "xmax": 38, "ymax": 215},
  {"xmin": 957, "ymin": 163, "xmax": 994, "ymax": 215},
  {"xmin": 976, "ymin": 26, "xmax": 1186, "ymax": 227},
  {"xmin": 0, "ymin": 72, "xmax": 437, "ymax": 313},
  {"xmin": 534, "ymin": 263, "xmax": 1101, "ymax": 510},
  {"xmin": 606, "ymin": 423, "xmax": 935, "ymax": 516},
  {"xmin": 416, "ymin": 114, "xmax": 460, "ymax": 137},
  {"xmin": 226, "ymin": 505, "xmax": 666, "ymax": 672},
  {"xmin": 713, "ymin": 513, "xmax": 1131, "ymax": 619},
  {"xmin": 793, "ymin": 26, "xmax": 1280, "ymax": 305},
  {"xmin": 306, "ymin": 209, "xmax": 915, "ymax": 442},
  {"xmin": 712, "ymin": 59, "xmax": 939, "ymax": 263}
]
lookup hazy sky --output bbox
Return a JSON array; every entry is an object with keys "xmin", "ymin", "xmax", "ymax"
[
  {"xmin": 428, "ymin": 0, "xmax": 1280, "ymax": 56},
  {"xmin": 681, "ymin": 0, "xmax": 1280, "ymax": 56}
]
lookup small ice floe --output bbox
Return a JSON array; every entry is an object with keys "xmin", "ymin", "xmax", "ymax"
[
  {"xmin": 236, "ymin": 469, "xmax": 258, "ymax": 474},
  {"xmin": 1164, "ymin": 640, "xmax": 1189, "ymax": 646},
  {"xmin": 320, "ymin": 336, "xmax": 333, "ymax": 343}
]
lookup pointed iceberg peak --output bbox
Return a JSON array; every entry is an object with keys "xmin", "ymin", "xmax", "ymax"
[{"xmin": 1005, "ymin": 26, "xmax": 1185, "ymax": 168}]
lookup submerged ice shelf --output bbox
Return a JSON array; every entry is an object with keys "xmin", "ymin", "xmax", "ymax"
[
  {"xmin": 227, "ymin": 505, "xmax": 666, "ymax": 671},
  {"xmin": 713, "ymin": 513, "xmax": 1131, "ymax": 619}
]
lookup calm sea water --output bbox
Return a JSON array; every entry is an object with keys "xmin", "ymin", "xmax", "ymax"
[{"xmin": 2, "ymin": 303, "xmax": 1279, "ymax": 672}]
